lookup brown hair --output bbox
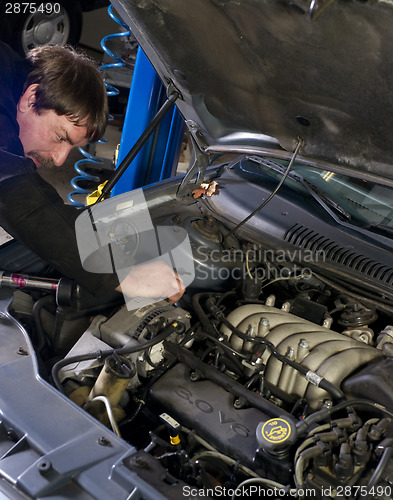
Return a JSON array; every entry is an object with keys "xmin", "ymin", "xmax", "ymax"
[{"xmin": 24, "ymin": 45, "xmax": 108, "ymax": 143}]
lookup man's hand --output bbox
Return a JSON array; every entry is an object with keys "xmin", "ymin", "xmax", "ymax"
[{"xmin": 116, "ymin": 259, "xmax": 185, "ymax": 304}]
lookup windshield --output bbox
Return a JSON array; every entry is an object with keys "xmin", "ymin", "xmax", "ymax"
[{"xmin": 235, "ymin": 157, "xmax": 393, "ymax": 235}]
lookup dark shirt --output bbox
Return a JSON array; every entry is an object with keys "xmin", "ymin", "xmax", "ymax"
[{"xmin": 0, "ymin": 42, "xmax": 120, "ymax": 300}]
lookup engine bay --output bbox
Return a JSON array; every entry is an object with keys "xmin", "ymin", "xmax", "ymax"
[{"xmin": 4, "ymin": 197, "xmax": 393, "ymax": 499}]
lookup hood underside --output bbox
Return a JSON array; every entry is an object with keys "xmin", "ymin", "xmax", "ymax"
[{"xmin": 112, "ymin": 0, "xmax": 393, "ymax": 181}]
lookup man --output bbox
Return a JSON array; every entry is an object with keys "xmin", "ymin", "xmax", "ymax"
[{"xmin": 0, "ymin": 42, "xmax": 184, "ymax": 304}]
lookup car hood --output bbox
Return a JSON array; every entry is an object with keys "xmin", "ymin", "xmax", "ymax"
[{"xmin": 111, "ymin": 0, "xmax": 393, "ymax": 182}]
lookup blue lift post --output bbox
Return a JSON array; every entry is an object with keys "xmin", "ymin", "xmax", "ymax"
[{"xmin": 111, "ymin": 48, "xmax": 185, "ymax": 196}]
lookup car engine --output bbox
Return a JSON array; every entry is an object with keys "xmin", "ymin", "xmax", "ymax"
[{"xmin": 4, "ymin": 201, "xmax": 393, "ymax": 499}]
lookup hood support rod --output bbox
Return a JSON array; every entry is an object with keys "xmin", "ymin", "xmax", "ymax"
[{"xmin": 96, "ymin": 89, "xmax": 180, "ymax": 203}]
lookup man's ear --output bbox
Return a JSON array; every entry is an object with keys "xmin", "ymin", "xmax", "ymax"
[{"xmin": 18, "ymin": 84, "xmax": 39, "ymax": 113}]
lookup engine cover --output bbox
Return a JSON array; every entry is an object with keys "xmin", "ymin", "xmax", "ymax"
[{"xmin": 150, "ymin": 363, "xmax": 270, "ymax": 470}]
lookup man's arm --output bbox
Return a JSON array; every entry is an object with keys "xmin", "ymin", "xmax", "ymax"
[
  {"xmin": 0, "ymin": 151, "xmax": 120, "ymax": 301},
  {"xmin": 0, "ymin": 151, "xmax": 185, "ymax": 304}
]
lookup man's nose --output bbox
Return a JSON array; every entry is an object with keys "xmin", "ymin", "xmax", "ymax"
[{"xmin": 51, "ymin": 145, "xmax": 72, "ymax": 166}]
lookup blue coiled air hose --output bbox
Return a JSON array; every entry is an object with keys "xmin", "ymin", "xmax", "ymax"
[{"xmin": 67, "ymin": 4, "xmax": 131, "ymax": 207}]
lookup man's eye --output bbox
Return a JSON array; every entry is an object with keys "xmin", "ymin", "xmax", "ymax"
[{"xmin": 56, "ymin": 135, "xmax": 65, "ymax": 142}]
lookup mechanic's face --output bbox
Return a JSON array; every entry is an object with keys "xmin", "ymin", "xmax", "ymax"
[{"xmin": 16, "ymin": 84, "xmax": 89, "ymax": 168}]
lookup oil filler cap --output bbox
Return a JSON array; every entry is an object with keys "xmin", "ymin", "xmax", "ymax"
[{"xmin": 256, "ymin": 417, "xmax": 297, "ymax": 451}]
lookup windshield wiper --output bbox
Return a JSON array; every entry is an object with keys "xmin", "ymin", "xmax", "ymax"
[
  {"xmin": 250, "ymin": 157, "xmax": 393, "ymax": 241},
  {"xmin": 298, "ymin": 176, "xmax": 352, "ymax": 222},
  {"xmin": 252, "ymin": 158, "xmax": 352, "ymax": 223}
]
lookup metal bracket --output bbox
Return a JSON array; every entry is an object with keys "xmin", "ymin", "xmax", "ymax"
[
  {"xmin": 289, "ymin": 0, "xmax": 336, "ymax": 19},
  {"xmin": 176, "ymin": 135, "xmax": 210, "ymax": 199}
]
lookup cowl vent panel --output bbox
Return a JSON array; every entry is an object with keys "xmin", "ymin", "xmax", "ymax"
[{"xmin": 284, "ymin": 223, "xmax": 393, "ymax": 286}]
